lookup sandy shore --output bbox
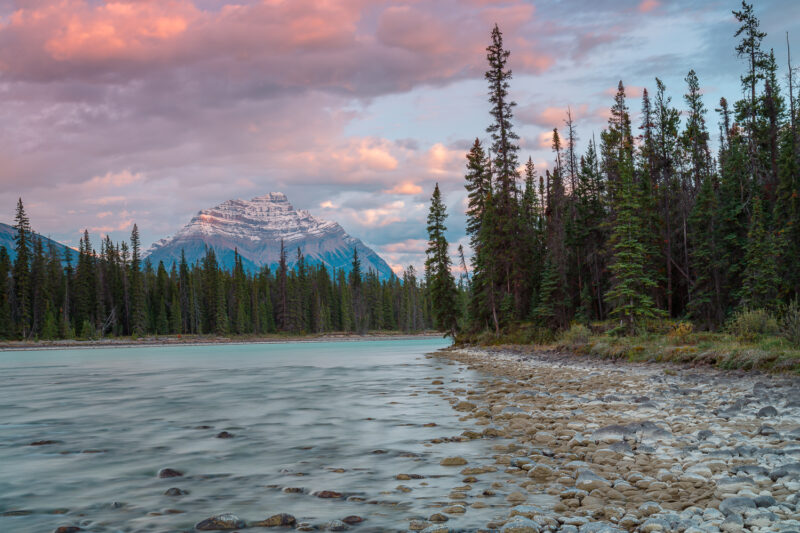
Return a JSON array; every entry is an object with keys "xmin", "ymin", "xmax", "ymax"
[
  {"xmin": 0, "ymin": 332, "xmax": 444, "ymax": 352},
  {"xmin": 428, "ymin": 346, "xmax": 800, "ymax": 533}
]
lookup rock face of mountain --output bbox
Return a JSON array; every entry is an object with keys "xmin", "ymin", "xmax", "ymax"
[
  {"xmin": 0, "ymin": 222, "xmax": 75, "ymax": 262},
  {"xmin": 146, "ymin": 192, "xmax": 395, "ymax": 279}
]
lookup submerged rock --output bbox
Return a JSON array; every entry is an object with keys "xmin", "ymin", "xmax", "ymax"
[
  {"xmin": 251, "ymin": 513, "xmax": 296, "ymax": 527},
  {"xmin": 216, "ymin": 431, "xmax": 234, "ymax": 438},
  {"xmin": 54, "ymin": 527, "xmax": 82, "ymax": 533},
  {"xmin": 157, "ymin": 468, "xmax": 183, "ymax": 478},
  {"xmin": 195, "ymin": 513, "xmax": 246, "ymax": 530},
  {"xmin": 164, "ymin": 487, "xmax": 188, "ymax": 496},
  {"xmin": 326, "ymin": 519, "xmax": 348, "ymax": 531},
  {"xmin": 440, "ymin": 456, "xmax": 467, "ymax": 466},
  {"xmin": 314, "ymin": 490, "xmax": 344, "ymax": 498},
  {"xmin": 341, "ymin": 516, "xmax": 364, "ymax": 525}
]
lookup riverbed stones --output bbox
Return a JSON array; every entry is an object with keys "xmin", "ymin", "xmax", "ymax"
[
  {"xmin": 756, "ymin": 406, "xmax": 778, "ymax": 417},
  {"xmin": 314, "ymin": 490, "xmax": 344, "ymax": 498},
  {"xmin": 341, "ymin": 516, "xmax": 364, "ymax": 525},
  {"xmin": 326, "ymin": 519, "xmax": 348, "ymax": 531},
  {"xmin": 576, "ymin": 470, "xmax": 610, "ymax": 491},
  {"xmin": 54, "ymin": 527, "xmax": 82, "ymax": 533},
  {"xmin": 501, "ymin": 516, "xmax": 541, "ymax": 532},
  {"xmin": 440, "ymin": 456, "xmax": 467, "ymax": 466},
  {"xmin": 718, "ymin": 496, "xmax": 757, "ymax": 516},
  {"xmin": 194, "ymin": 513, "xmax": 246, "ymax": 530},
  {"xmin": 250, "ymin": 513, "xmax": 296, "ymax": 527}
]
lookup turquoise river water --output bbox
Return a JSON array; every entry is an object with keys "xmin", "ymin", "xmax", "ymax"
[{"xmin": 0, "ymin": 339, "xmax": 522, "ymax": 532}]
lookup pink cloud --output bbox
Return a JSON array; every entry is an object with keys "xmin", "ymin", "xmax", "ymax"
[
  {"xmin": 603, "ymin": 84, "xmax": 645, "ymax": 99},
  {"xmin": 518, "ymin": 103, "xmax": 591, "ymax": 127},
  {"xmin": 638, "ymin": 0, "xmax": 660, "ymax": 13},
  {"xmin": 0, "ymin": 0, "xmax": 554, "ymax": 92},
  {"xmin": 385, "ymin": 181, "xmax": 424, "ymax": 195}
]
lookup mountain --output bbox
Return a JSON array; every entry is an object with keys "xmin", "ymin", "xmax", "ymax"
[
  {"xmin": 146, "ymin": 192, "xmax": 396, "ymax": 279},
  {"xmin": 0, "ymin": 222, "xmax": 76, "ymax": 262}
]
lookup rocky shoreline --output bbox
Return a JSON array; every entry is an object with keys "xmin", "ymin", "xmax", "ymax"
[{"xmin": 429, "ymin": 346, "xmax": 800, "ymax": 533}]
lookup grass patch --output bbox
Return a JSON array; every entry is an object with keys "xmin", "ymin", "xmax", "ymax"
[{"xmin": 457, "ymin": 320, "xmax": 800, "ymax": 374}]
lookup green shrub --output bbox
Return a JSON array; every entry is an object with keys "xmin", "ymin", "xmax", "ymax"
[
  {"xmin": 560, "ymin": 323, "xmax": 591, "ymax": 345},
  {"xmin": 727, "ymin": 308, "xmax": 779, "ymax": 341},
  {"xmin": 780, "ymin": 300, "xmax": 800, "ymax": 347}
]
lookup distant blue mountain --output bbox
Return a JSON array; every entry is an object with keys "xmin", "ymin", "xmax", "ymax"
[
  {"xmin": 146, "ymin": 192, "xmax": 395, "ymax": 279},
  {"xmin": 0, "ymin": 222, "xmax": 75, "ymax": 263}
]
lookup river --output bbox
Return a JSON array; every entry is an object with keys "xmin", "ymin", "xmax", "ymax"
[{"xmin": 0, "ymin": 338, "xmax": 521, "ymax": 532}]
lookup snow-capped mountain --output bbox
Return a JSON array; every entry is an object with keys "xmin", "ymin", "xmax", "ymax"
[{"xmin": 146, "ymin": 192, "xmax": 395, "ymax": 279}]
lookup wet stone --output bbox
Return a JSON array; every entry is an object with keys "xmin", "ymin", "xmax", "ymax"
[
  {"xmin": 326, "ymin": 519, "xmax": 348, "ymax": 531},
  {"xmin": 54, "ymin": 528, "xmax": 82, "ymax": 533},
  {"xmin": 341, "ymin": 516, "xmax": 364, "ymax": 525},
  {"xmin": 216, "ymin": 431, "xmax": 234, "ymax": 438},
  {"xmin": 164, "ymin": 487, "xmax": 188, "ymax": 496},
  {"xmin": 251, "ymin": 513, "xmax": 297, "ymax": 527},
  {"xmin": 440, "ymin": 456, "xmax": 467, "ymax": 466},
  {"xmin": 157, "ymin": 468, "xmax": 183, "ymax": 478},
  {"xmin": 195, "ymin": 513, "xmax": 246, "ymax": 530},
  {"xmin": 315, "ymin": 490, "xmax": 344, "ymax": 498}
]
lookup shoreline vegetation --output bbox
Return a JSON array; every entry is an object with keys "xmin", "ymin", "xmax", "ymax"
[
  {"xmin": 456, "ymin": 316, "xmax": 800, "ymax": 374},
  {"xmin": 0, "ymin": 331, "xmax": 443, "ymax": 352}
]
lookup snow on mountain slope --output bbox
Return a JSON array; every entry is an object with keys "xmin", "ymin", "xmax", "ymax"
[{"xmin": 146, "ymin": 193, "xmax": 395, "ymax": 279}]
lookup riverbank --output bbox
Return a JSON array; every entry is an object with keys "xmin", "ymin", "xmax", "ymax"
[
  {"xmin": 433, "ymin": 346, "xmax": 800, "ymax": 532},
  {"xmin": 458, "ymin": 324, "xmax": 800, "ymax": 374},
  {"xmin": 0, "ymin": 331, "xmax": 443, "ymax": 351}
]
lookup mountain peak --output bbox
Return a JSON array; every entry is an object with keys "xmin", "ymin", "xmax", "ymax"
[
  {"xmin": 146, "ymin": 192, "xmax": 394, "ymax": 279},
  {"xmin": 251, "ymin": 192, "xmax": 289, "ymax": 203}
]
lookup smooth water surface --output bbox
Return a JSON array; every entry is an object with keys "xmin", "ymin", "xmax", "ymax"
[{"xmin": 0, "ymin": 339, "xmax": 515, "ymax": 532}]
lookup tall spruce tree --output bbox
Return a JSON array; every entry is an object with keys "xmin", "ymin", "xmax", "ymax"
[
  {"xmin": 13, "ymin": 198, "xmax": 32, "ymax": 338},
  {"xmin": 425, "ymin": 184, "xmax": 460, "ymax": 337},
  {"xmin": 605, "ymin": 158, "xmax": 662, "ymax": 333}
]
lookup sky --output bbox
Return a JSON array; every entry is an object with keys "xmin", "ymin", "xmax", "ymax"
[{"xmin": 1, "ymin": 0, "xmax": 799, "ymax": 274}]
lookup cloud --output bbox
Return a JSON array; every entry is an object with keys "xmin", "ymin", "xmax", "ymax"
[
  {"xmin": 638, "ymin": 0, "xmax": 660, "ymax": 13},
  {"xmin": 384, "ymin": 181, "xmax": 424, "ymax": 195}
]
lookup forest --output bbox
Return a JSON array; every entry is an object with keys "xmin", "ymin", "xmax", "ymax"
[
  {"xmin": 0, "ymin": 211, "xmax": 434, "ymax": 339},
  {"xmin": 424, "ymin": 1, "xmax": 800, "ymax": 348}
]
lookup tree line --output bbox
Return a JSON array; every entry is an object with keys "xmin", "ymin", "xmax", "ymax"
[
  {"xmin": 0, "ymin": 201, "xmax": 434, "ymax": 339},
  {"xmin": 425, "ymin": 1, "xmax": 799, "ymax": 337}
]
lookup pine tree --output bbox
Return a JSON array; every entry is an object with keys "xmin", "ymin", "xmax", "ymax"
[
  {"xmin": 425, "ymin": 184, "xmax": 460, "ymax": 337},
  {"xmin": 13, "ymin": 198, "xmax": 32, "ymax": 338},
  {"xmin": 484, "ymin": 23, "xmax": 524, "ymax": 317},
  {"xmin": 129, "ymin": 224, "xmax": 146, "ymax": 335},
  {"xmin": 741, "ymin": 197, "xmax": 780, "ymax": 309},
  {"xmin": 605, "ymin": 160, "xmax": 663, "ymax": 333}
]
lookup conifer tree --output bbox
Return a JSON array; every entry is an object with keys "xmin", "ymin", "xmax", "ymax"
[
  {"xmin": 425, "ymin": 184, "xmax": 460, "ymax": 337},
  {"xmin": 129, "ymin": 224, "xmax": 146, "ymax": 335},
  {"xmin": 605, "ymin": 160, "xmax": 662, "ymax": 333},
  {"xmin": 741, "ymin": 198, "xmax": 780, "ymax": 309},
  {"xmin": 13, "ymin": 198, "xmax": 32, "ymax": 338}
]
